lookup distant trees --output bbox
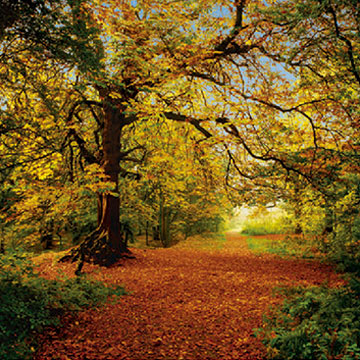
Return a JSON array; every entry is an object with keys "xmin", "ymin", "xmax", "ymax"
[{"xmin": 1, "ymin": 0, "xmax": 359, "ymax": 265}]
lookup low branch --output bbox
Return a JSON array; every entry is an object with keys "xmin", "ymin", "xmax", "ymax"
[
  {"xmin": 119, "ymin": 145, "xmax": 145, "ymax": 160},
  {"xmin": 68, "ymin": 128, "xmax": 98, "ymax": 164},
  {"xmin": 66, "ymin": 99, "xmax": 102, "ymax": 125},
  {"xmin": 238, "ymin": 92, "xmax": 320, "ymax": 149}
]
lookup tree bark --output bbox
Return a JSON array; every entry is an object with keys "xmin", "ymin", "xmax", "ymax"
[
  {"xmin": 61, "ymin": 94, "xmax": 130, "ymax": 269},
  {"xmin": 0, "ymin": 238, "xmax": 5, "ymax": 254},
  {"xmin": 159, "ymin": 192, "xmax": 171, "ymax": 248},
  {"xmin": 145, "ymin": 221, "xmax": 149, "ymax": 246}
]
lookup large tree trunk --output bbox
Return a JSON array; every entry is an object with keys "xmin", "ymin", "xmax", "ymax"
[{"xmin": 61, "ymin": 95, "xmax": 130, "ymax": 270}]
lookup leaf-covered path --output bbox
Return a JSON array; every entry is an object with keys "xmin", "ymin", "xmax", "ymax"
[{"xmin": 35, "ymin": 233, "xmax": 342, "ymax": 360}]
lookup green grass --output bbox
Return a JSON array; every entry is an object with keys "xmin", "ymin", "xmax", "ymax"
[
  {"xmin": 246, "ymin": 236, "xmax": 288, "ymax": 256},
  {"xmin": 246, "ymin": 235, "xmax": 322, "ymax": 259},
  {"xmin": 241, "ymin": 216, "xmax": 289, "ymax": 236},
  {"xmin": 230, "ymin": 206, "xmax": 293, "ymax": 236}
]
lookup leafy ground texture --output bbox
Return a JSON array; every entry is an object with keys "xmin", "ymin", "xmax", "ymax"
[{"xmin": 34, "ymin": 233, "xmax": 344, "ymax": 360}]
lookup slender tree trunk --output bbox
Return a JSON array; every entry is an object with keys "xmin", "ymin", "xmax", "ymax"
[
  {"xmin": 153, "ymin": 225, "xmax": 160, "ymax": 241},
  {"xmin": 293, "ymin": 183, "xmax": 303, "ymax": 235},
  {"xmin": 40, "ymin": 219, "xmax": 54, "ymax": 250},
  {"xmin": 145, "ymin": 221, "xmax": 149, "ymax": 246},
  {"xmin": 0, "ymin": 238, "xmax": 5, "ymax": 254},
  {"xmin": 159, "ymin": 191, "xmax": 171, "ymax": 247}
]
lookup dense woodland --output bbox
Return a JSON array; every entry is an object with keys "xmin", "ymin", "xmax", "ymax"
[{"xmin": 0, "ymin": 0, "xmax": 360, "ymax": 359}]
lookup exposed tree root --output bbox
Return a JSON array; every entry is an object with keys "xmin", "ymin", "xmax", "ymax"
[{"xmin": 60, "ymin": 229, "xmax": 134, "ymax": 275}]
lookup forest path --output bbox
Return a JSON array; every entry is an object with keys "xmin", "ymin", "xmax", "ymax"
[{"xmin": 35, "ymin": 232, "xmax": 342, "ymax": 360}]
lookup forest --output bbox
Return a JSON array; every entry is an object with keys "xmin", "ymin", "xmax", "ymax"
[{"xmin": 0, "ymin": 0, "xmax": 359, "ymax": 359}]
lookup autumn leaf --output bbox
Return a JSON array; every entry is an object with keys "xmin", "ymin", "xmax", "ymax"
[{"xmin": 34, "ymin": 233, "xmax": 343, "ymax": 360}]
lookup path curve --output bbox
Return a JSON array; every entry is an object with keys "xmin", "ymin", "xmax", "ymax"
[{"xmin": 35, "ymin": 233, "xmax": 342, "ymax": 360}]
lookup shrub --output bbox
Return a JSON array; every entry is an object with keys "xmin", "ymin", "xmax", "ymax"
[
  {"xmin": 255, "ymin": 279, "xmax": 360, "ymax": 359},
  {"xmin": 0, "ymin": 252, "xmax": 126, "ymax": 360}
]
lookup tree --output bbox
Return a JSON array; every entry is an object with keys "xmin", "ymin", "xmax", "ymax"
[
  {"xmin": 2, "ymin": 0, "xmax": 237, "ymax": 265},
  {"xmin": 254, "ymin": 0, "xmax": 360, "ymax": 256},
  {"xmin": 2, "ymin": 0, "xmax": 359, "ymax": 268},
  {"xmin": 55, "ymin": 0, "xmax": 271, "ymax": 266},
  {"xmin": 132, "ymin": 119, "xmax": 229, "ymax": 245}
]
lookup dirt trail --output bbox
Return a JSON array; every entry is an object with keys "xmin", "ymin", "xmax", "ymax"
[{"xmin": 35, "ymin": 233, "xmax": 342, "ymax": 360}]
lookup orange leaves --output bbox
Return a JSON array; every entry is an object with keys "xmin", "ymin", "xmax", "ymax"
[{"xmin": 35, "ymin": 233, "xmax": 342, "ymax": 360}]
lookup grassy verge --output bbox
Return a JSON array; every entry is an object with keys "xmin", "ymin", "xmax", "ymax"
[
  {"xmin": 246, "ymin": 233, "xmax": 360, "ymax": 359},
  {"xmin": 246, "ymin": 234, "xmax": 322, "ymax": 259},
  {"xmin": 255, "ymin": 278, "xmax": 360, "ymax": 359},
  {"xmin": 238, "ymin": 207, "xmax": 291, "ymax": 236},
  {"xmin": 0, "ymin": 252, "xmax": 126, "ymax": 360}
]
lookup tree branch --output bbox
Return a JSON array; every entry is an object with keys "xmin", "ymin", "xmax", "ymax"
[
  {"xmin": 328, "ymin": 5, "xmax": 360, "ymax": 86},
  {"xmin": 164, "ymin": 112, "xmax": 213, "ymax": 139},
  {"xmin": 119, "ymin": 145, "xmax": 145, "ymax": 160},
  {"xmin": 68, "ymin": 128, "xmax": 98, "ymax": 164},
  {"xmin": 215, "ymin": 0, "xmax": 247, "ymax": 53}
]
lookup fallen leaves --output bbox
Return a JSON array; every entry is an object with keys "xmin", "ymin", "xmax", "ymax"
[{"xmin": 34, "ymin": 233, "xmax": 343, "ymax": 360}]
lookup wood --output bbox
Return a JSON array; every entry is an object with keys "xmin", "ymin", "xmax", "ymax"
[{"xmin": 61, "ymin": 93, "xmax": 130, "ymax": 269}]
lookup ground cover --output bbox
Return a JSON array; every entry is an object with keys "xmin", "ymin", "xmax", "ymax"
[
  {"xmin": 246, "ymin": 234, "xmax": 323, "ymax": 259},
  {"xmin": 34, "ymin": 233, "xmax": 343, "ymax": 360}
]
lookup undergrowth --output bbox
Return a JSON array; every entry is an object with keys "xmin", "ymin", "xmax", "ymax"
[
  {"xmin": 255, "ymin": 278, "xmax": 360, "ymax": 360},
  {"xmin": 240, "ymin": 208, "xmax": 291, "ymax": 236},
  {"xmin": 248, "ymin": 231, "xmax": 360, "ymax": 359},
  {"xmin": 246, "ymin": 235, "xmax": 320, "ymax": 259},
  {"xmin": 0, "ymin": 252, "xmax": 126, "ymax": 360},
  {"xmin": 241, "ymin": 225, "xmax": 284, "ymax": 236}
]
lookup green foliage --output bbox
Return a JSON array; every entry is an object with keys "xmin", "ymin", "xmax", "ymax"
[
  {"xmin": 0, "ymin": 252, "xmax": 126, "ymax": 360},
  {"xmin": 181, "ymin": 214, "xmax": 225, "ymax": 239},
  {"xmin": 246, "ymin": 235, "xmax": 320, "ymax": 259},
  {"xmin": 333, "ymin": 251, "xmax": 360, "ymax": 278},
  {"xmin": 67, "ymin": 209, "xmax": 98, "ymax": 246},
  {"xmin": 240, "ymin": 207, "xmax": 292, "ymax": 236},
  {"xmin": 256, "ymin": 281, "xmax": 360, "ymax": 360},
  {"xmin": 328, "ymin": 191, "xmax": 360, "ymax": 273},
  {"xmin": 280, "ymin": 174, "xmax": 360, "ymax": 268},
  {"xmin": 241, "ymin": 222, "xmax": 284, "ymax": 236},
  {"xmin": 1, "ymin": 0, "xmax": 104, "ymax": 74},
  {"xmin": 285, "ymin": 191, "xmax": 327, "ymax": 237}
]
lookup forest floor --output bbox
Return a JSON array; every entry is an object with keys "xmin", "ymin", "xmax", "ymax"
[{"xmin": 34, "ymin": 232, "xmax": 343, "ymax": 360}]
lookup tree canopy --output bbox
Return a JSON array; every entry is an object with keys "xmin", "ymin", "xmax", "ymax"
[{"xmin": 0, "ymin": 0, "xmax": 359, "ymax": 266}]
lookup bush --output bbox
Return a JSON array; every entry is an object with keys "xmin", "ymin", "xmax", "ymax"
[
  {"xmin": 333, "ymin": 251, "xmax": 360, "ymax": 277},
  {"xmin": 0, "ymin": 252, "xmax": 126, "ymax": 360},
  {"xmin": 328, "ymin": 212, "xmax": 360, "ymax": 276},
  {"xmin": 255, "ymin": 279, "xmax": 360, "ymax": 359}
]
